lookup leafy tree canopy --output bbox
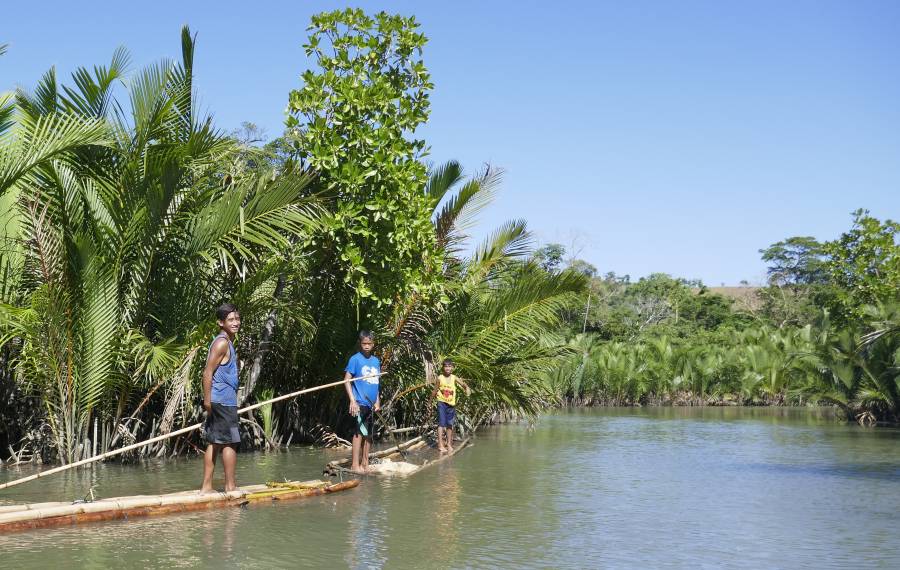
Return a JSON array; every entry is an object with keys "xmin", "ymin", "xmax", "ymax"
[
  {"xmin": 760, "ymin": 236, "xmax": 828, "ymax": 286},
  {"xmin": 286, "ymin": 9, "xmax": 442, "ymax": 315},
  {"xmin": 823, "ymin": 209, "xmax": 900, "ymax": 321},
  {"xmin": 532, "ymin": 243, "xmax": 565, "ymax": 273}
]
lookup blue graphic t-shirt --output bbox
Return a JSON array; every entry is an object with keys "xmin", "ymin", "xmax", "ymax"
[{"xmin": 345, "ymin": 352, "xmax": 380, "ymax": 407}]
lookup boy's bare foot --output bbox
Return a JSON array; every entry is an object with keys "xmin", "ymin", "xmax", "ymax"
[
  {"xmin": 447, "ymin": 446, "xmax": 454, "ymax": 453},
  {"xmin": 438, "ymin": 447, "xmax": 447, "ymax": 453},
  {"xmin": 224, "ymin": 486, "xmax": 237, "ymax": 493},
  {"xmin": 198, "ymin": 488, "xmax": 216, "ymax": 495}
]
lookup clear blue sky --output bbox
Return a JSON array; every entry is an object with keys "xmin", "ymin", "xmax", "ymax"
[{"xmin": 3, "ymin": 1, "xmax": 898, "ymax": 285}]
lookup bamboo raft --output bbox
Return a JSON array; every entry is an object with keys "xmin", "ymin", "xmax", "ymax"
[
  {"xmin": 0, "ymin": 479, "xmax": 358, "ymax": 534},
  {"xmin": 323, "ymin": 435, "xmax": 471, "ymax": 477}
]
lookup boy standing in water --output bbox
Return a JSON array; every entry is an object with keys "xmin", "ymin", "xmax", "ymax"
[
  {"xmin": 200, "ymin": 303, "xmax": 242, "ymax": 493},
  {"xmin": 344, "ymin": 330, "xmax": 381, "ymax": 473},
  {"xmin": 435, "ymin": 359, "xmax": 471, "ymax": 453}
]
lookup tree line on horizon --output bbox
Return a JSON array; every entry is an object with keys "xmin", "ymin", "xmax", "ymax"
[{"xmin": 540, "ymin": 209, "xmax": 899, "ymax": 425}]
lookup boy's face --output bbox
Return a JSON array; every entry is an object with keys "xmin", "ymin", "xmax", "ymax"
[
  {"xmin": 218, "ymin": 311, "xmax": 241, "ymax": 335},
  {"xmin": 360, "ymin": 337, "xmax": 374, "ymax": 355},
  {"xmin": 443, "ymin": 362, "xmax": 454, "ymax": 375}
]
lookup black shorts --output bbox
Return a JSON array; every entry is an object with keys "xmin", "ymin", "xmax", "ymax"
[
  {"xmin": 204, "ymin": 403, "xmax": 240, "ymax": 445},
  {"xmin": 354, "ymin": 405, "xmax": 374, "ymax": 438}
]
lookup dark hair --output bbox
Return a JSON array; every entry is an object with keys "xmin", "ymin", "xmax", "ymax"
[
  {"xmin": 442, "ymin": 358, "xmax": 454, "ymax": 366},
  {"xmin": 358, "ymin": 330, "xmax": 374, "ymax": 341},
  {"xmin": 216, "ymin": 303, "xmax": 239, "ymax": 321}
]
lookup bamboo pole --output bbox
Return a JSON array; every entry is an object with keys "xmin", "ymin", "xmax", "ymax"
[{"xmin": 0, "ymin": 373, "xmax": 384, "ymax": 491}]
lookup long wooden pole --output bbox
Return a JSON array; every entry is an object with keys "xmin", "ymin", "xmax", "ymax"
[{"xmin": 0, "ymin": 372, "xmax": 384, "ymax": 491}]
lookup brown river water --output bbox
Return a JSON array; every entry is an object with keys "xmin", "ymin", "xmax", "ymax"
[{"xmin": 1, "ymin": 407, "xmax": 899, "ymax": 568}]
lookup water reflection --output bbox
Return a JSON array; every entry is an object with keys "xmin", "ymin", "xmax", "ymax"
[
  {"xmin": 346, "ymin": 485, "xmax": 387, "ymax": 569},
  {"xmin": 431, "ymin": 466, "xmax": 461, "ymax": 567}
]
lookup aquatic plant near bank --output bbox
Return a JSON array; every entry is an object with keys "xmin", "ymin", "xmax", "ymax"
[{"xmin": 549, "ymin": 304, "xmax": 900, "ymax": 424}]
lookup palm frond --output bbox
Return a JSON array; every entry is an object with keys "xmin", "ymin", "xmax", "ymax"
[
  {"xmin": 16, "ymin": 67, "xmax": 60, "ymax": 118},
  {"xmin": 0, "ymin": 113, "xmax": 110, "ymax": 197},
  {"xmin": 158, "ymin": 345, "xmax": 201, "ymax": 435},
  {"xmin": 0, "ymin": 92, "xmax": 14, "ymax": 137},
  {"xmin": 426, "ymin": 160, "xmax": 464, "ymax": 203},
  {"xmin": 76, "ymin": 257, "xmax": 120, "ymax": 415},
  {"xmin": 433, "ymin": 164, "xmax": 502, "ymax": 252},
  {"xmin": 465, "ymin": 219, "xmax": 532, "ymax": 286},
  {"xmin": 188, "ymin": 171, "xmax": 321, "ymax": 270},
  {"xmin": 60, "ymin": 46, "xmax": 130, "ymax": 118}
]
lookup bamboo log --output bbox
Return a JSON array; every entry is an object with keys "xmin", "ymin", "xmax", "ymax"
[
  {"xmin": 323, "ymin": 435, "xmax": 424, "ymax": 474},
  {"xmin": 327, "ymin": 438, "xmax": 471, "ymax": 478},
  {"xmin": 0, "ymin": 373, "xmax": 383, "ymax": 491},
  {"xmin": 411, "ymin": 438, "xmax": 471, "ymax": 474},
  {"xmin": 390, "ymin": 425, "xmax": 430, "ymax": 434},
  {"xmin": 0, "ymin": 479, "xmax": 358, "ymax": 533}
]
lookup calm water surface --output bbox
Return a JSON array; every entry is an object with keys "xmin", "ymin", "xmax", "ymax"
[{"xmin": 1, "ymin": 407, "xmax": 899, "ymax": 569}]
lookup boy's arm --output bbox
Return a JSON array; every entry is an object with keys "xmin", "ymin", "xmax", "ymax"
[
  {"xmin": 344, "ymin": 371, "xmax": 359, "ymax": 416},
  {"xmin": 457, "ymin": 377, "xmax": 472, "ymax": 396},
  {"xmin": 202, "ymin": 339, "xmax": 228, "ymax": 412},
  {"xmin": 374, "ymin": 393, "xmax": 381, "ymax": 412}
]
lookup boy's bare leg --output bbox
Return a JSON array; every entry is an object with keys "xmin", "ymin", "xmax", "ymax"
[
  {"xmin": 361, "ymin": 437, "xmax": 371, "ymax": 471},
  {"xmin": 437, "ymin": 427, "xmax": 447, "ymax": 452},
  {"xmin": 200, "ymin": 444, "xmax": 218, "ymax": 493},
  {"xmin": 447, "ymin": 427, "xmax": 454, "ymax": 452},
  {"xmin": 222, "ymin": 444, "xmax": 237, "ymax": 491},
  {"xmin": 350, "ymin": 434, "xmax": 363, "ymax": 473}
]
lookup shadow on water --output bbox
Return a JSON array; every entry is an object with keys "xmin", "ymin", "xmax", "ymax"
[{"xmin": 740, "ymin": 462, "xmax": 900, "ymax": 481}]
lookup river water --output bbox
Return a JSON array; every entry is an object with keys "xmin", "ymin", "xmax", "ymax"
[{"xmin": 1, "ymin": 407, "xmax": 899, "ymax": 569}]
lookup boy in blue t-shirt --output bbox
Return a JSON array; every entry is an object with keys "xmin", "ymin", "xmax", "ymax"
[{"xmin": 343, "ymin": 330, "xmax": 381, "ymax": 473}]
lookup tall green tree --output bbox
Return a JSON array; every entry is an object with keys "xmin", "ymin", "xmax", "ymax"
[
  {"xmin": 823, "ymin": 209, "xmax": 900, "ymax": 321},
  {"xmin": 286, "ymin": 9, "xmax": 442, "ymax": 319}
]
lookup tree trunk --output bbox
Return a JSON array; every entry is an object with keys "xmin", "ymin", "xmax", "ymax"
[{"xmin": 240, "ymin": 274, "xmax": 286, "ymax": 406}]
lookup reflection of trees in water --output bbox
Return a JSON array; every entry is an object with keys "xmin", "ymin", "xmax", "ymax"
[
  {"xmin": 346, "ymin": 497, "xmax": 389, "ymax": 570},
  {"xmin": 432, "ymin": 466, "xmax": 461, "ymax": 566}
]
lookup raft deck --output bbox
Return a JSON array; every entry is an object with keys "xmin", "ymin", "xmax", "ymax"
[
  {"xmin": 324, "ymin": 436, "xmax": 471, "ymax": 477},
  {"xmin": 0, "ymin": 479, "xmax": 358, "ymax": 534}
]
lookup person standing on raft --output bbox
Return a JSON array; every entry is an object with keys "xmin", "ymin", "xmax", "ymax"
[
  {"xmin": 434, "ymin": 358, "xmax": 471, "ymax": 453},
  {"xmin": 344, "ymin": 330, "xmax": 381, "ymax": 473},
  {"xmin": 200, "ymin": 303, "xmax": 242, "ymax": 493}
]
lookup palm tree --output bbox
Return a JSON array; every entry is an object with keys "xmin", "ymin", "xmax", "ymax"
[
  {"xmin": 0, "ymin": 28, "xmax": 320, "ymax": 463},
  {"xmin": 378, "ymin": 161, "xmax": 586, "ymax": 429}
]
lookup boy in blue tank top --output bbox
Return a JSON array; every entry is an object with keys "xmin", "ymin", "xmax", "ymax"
[
  {"xmin": 200, "ymin": 303, "xmax": 241, "ymax": 493},
  {"xmin": 343, "ymin": 330, "xmax": 381, "ymax": 473}
]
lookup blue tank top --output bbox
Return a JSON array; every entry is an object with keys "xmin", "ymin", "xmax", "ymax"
[{"xmin": 210, "ymin": 333, "xmax": 239, "ymax": 406}]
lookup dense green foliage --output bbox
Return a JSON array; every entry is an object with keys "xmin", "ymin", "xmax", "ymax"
[
  {"xmin": 546, "ymin": 211, "xmax": 900, "ymax": 424},
  {"xmin": 286, "ymin": 9, "xmax": 441, "ymax": 315},
  {"xmin": 0, "ymin": 12, "xmax": 585, "ymax": 464}
]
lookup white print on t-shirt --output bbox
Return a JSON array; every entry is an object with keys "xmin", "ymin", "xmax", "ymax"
[{"xmin": 361, "ymin": 365, "xmax": 379, "ymax": 383}]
